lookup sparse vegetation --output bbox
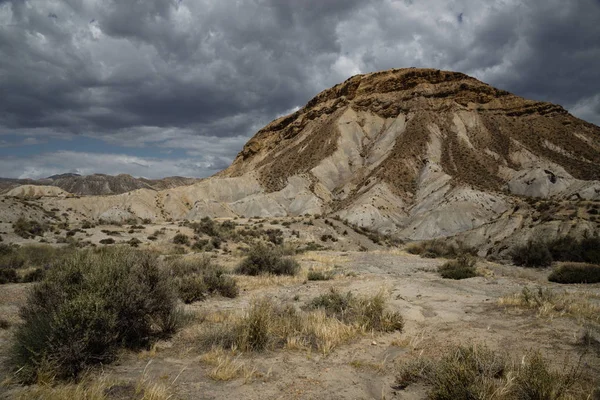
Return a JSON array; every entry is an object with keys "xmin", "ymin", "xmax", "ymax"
[
  {"xmin": 499, "ymin": 287, "xmax": 600, "ymax": 324},
  {"xmin": 548, "ymin": 263, "xmax": 600, "ymax": 284},
  {"xmin": 438, "ymin": 255, "xmax": 479, "ymax": 280},
  {"xmin": 396, "ymin": 345, "xmax": 588, "ymax": 399},
  {"xmin": 307, "ymin": 288, "xmax": 404, "ymax": 332},
  {"xmin": 307, "ymin": 270, "xmax": 334, "ymax": 281},
  {"xmin": 10, "ymin": 248, "xmax": 180, "ymax": 382},
  {"xmin": 196, "ymin": 292, "xmax": 402, "ymax": 354},
  {"xmin": 0, "ymin": 244, "xmax": 75, "ymax": 284},
  {"xmin": 13, "ymin": 217, "xmax": 48, "ymax": 239},
  {"xmin": 405, "ymin": 240, "xmax": 474, "ymax": 259},
  {"xmin": 236, "ymin": 243, "xmax": 300, "ymax": 276}
]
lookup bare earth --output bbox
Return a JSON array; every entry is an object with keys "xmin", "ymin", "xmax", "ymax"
[{"xmin": 2, "ymin": 246, "xmax": 596, "ymax": 399}]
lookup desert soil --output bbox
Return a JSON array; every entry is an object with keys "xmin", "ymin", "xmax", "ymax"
[{"xmin": 2, "ymin": 248, "xmax": 597, "ymax": 399}]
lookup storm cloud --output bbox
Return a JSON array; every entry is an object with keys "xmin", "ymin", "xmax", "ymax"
[{"xmin": 0, "ymin": 0, "xmax": 599, "ymax": 178}]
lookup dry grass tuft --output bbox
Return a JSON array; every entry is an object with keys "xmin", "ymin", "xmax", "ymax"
[
  {"xmin": 13, "ymin": 367, "xmax": 175, "ymax": 400},
  {"xmin": 499, "ymin": 287, "xmax": 600, "ymax": 324},
  {"xmin": 194, "ymin": 292, "xmax": 402, "ymax": 356},
  {"xmin": 396, "ymin": 345, "xmax": 592, "ymax": 399}
]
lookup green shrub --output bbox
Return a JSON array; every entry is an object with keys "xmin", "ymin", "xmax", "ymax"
[
  {"xmin": 99, "ymin": 238, "xmax": 115, "ymax": 245},
  {"xmin": 548, "ymin": 263, "xmax": 600, "ymax": 284},
  {"xmin": 438, "ymin": 256, "xmax": 479, "ymax": 280},
  {"xmin": 13, "ymin": 217, "xmax": 48, "ymax": 239},
  {"xmin": 11, "ymin": 248, "xmax": 179, "ymax": 382},
  {"xmin": 511, "ymin": 241, "xmax": 553, "ymax": 268},
  {"xmin": 173, "ymin": 233, "xmax": 190, "ymax": 245},
  {"xmin": 236, "ymin": 244, "xmax": 300, "ymax": 276}
]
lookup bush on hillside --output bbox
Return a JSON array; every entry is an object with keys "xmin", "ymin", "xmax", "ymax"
[
  {"xmin": 548, "ymin": 236, "xmax": 600, "ymax": 264},
  {"xmin": 511, "ymin": 241, "xmax": 553, "ymax": 268},
  {"xmin": 11, "ymin": 248, "xmax": 179, "ymax": 382}
]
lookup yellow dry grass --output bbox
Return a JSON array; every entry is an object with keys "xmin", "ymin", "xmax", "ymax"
[
  {"xmin": 192, "ymin": 298, "xmax": 367, "ymax": 356},
  {"xmin": 235, "ymin": 273, "xmax": 304, "ymax": 291},
  {"xmin": 349, "ymin": 356, "xmax": 388, "ymax": 373},
  {"xmin": 200, "ymin": 348, "xmax": 257, "ymax": 382},
  {"xmin": 499, "ymin": 287, "xmax": 600, "ymax": 324},
  {"xmin": 13, "ymin": 366, "xmax": 175, "ymax": 400}
]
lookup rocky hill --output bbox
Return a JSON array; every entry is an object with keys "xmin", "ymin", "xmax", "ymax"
[{"xmin": 2, "ymin": 68, "xmax": 600, "ymax": 254}]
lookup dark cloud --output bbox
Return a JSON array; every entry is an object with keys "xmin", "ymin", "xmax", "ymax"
[{"xmin": 0, "ymin": 0, "xmax": 599, "ymax": 178}]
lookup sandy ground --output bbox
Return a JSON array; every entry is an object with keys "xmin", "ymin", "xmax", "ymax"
[{"xmin": 2, "ymin": 248, "xmax": 597, "ymax": 399}]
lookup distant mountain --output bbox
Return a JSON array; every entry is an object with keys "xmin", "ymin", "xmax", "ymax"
[
  {"xmin": 0, "ymin": 174, "xmax": 201, "ymax": 195},
  {"xmin": 46, "ymin": 173, "xmax": 82, "ymax": 180}
]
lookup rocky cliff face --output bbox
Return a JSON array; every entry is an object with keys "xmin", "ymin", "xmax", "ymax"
[{"xmin": 3, "ymin": 68, "xmax": 600, "ymax": 253}]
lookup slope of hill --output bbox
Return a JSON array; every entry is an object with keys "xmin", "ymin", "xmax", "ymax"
[{"xmin": 2, "ymin": 68, "xmax": 599, "ymax": 253}]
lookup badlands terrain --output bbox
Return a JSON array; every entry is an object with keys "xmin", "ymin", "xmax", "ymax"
[{"xmin": 0, "ymin": 68, "xmax": 599, "ymax": 399}]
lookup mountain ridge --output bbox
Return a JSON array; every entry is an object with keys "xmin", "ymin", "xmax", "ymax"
[
  {"xmin": 0, "ymin": 173, "xmax": 202, "ymax": 196},
  {"xmin": 2, "ymin": 67, "xmax": 600, "ymax": 255}
]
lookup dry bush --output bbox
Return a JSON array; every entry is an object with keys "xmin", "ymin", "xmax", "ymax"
[
  {"xmin": 499, "ymin": 287, "xmax": 600, "ymax": 324},
  {"xmin": 307, "ymin": 270, "xmax": 334, "ymax": 281},
  {"xmin": 236, "ymin": 243, "xmax": 300, "ymax": 276},
  {"xmin": 306, "ymin": 288, "xmax": 404, "ymax": 332},
  {"xmin": 396, "ymin": 345, "xmax": 590, "ymax": 399},
  {"xmin": 196, "ymin": 292, "xmax": 402, "ymax": 355},
  {"xmin": 172, "ymin": 233, "xmax": 190, "ymax": 246},
  {"xmin": 14, "ymin": 370, "xmax": 175, "ymax": 400},
  {"xmin": 438, "ymin": 255, "xmax": 479, "ymax": 280},
  {"xmin": 168, "ymin": 256, "xmax": 238, "ymax": 303}
]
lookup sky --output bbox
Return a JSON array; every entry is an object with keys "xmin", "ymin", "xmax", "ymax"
[{"xmin": 0, "ymin": 0, "xmax": 599, "ymax": 180}]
